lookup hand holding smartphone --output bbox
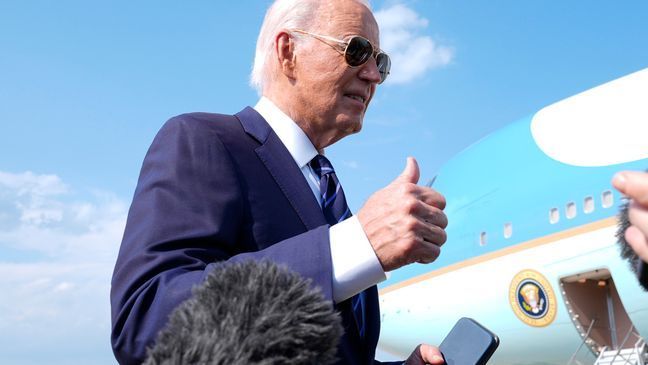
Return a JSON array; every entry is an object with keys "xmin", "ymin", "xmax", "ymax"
[{"xmin": 438, "ymin": 317, "xmax": 499, "ymax": 365}]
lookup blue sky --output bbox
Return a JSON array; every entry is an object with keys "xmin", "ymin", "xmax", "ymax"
[{"xmin": 1, "ymin": 1, "xmax": 647, "ymax": 364}]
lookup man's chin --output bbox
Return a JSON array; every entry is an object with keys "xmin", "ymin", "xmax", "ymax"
[
  {"xmin": 343, "ymin": 119, "xmax": 363, "ymax": 135},
  {"xmin": 342, "ymin": 114, "xmax": 364, "ymax": 133}
]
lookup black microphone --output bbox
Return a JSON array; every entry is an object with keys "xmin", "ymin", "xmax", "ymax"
[
  {"xmin": 144, "ymin": 260, "xmax": 343, "ymax": 365},
  {"xmin": 616, "ymin": 197, "xmax": 648, "ymax": 290}
]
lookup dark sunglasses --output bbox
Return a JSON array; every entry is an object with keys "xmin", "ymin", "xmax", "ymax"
[{"xmin": 290, "ymin": 29, "xmax": 391, "ymax": 84}]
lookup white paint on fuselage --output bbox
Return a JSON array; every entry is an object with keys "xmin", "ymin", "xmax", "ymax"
[{"xmin": 531, "ymin": 67, "xmax": 648, "ymax": 167}]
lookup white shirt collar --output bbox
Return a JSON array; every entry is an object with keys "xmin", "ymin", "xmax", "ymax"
[{"xmin": 253, "ymin": 96, "xmax": 319, "ymax": 168}]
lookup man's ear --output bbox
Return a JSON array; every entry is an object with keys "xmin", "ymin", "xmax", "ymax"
[{"xmin": 275, "ymin": 32, "xmax": 297, "ymax": 79}]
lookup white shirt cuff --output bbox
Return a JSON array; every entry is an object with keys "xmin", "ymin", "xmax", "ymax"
[{"xmin": 329, "ymin": 215, "xmax": 387, "ymax": 303}]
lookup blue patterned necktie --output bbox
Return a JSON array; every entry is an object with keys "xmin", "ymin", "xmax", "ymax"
[{"xmin": 309, "ymin": 154, "xmax": 366, "ymax": 339}]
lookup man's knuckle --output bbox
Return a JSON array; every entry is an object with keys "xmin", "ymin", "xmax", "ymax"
[
  {"xmin": 401, "ymin": 238, "xmax": 419, "ymax": 254},
  {"xmin": 399, "ymin": 183, "xmax": 416, "ymax": 195},
  {"xmin": 404, "ymin": 198, "xmax": 419, "ymax": 214},
  {"xmin": 404, "ymin": 217, "xmax": 419, "ymax": 231}
]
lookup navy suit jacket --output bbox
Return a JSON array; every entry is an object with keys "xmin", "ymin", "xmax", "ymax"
[{"xmin": 110, "ymin": 107, "xmax": 396, "ymax": 364}]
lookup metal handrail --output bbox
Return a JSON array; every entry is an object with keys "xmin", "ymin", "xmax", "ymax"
[
  {"xmin": 608, "ymin": 327, "xmax": 641, "ymax": 365},
  {"xmin": 568, "ymin": 318, "xmax": 598, "ymax": 365},
  {"xmin": 634, "ymin": 338, "xmax": 647, "ymax": 365}
]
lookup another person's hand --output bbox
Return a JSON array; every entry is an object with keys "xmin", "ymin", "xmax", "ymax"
[
  {"xmin": 613, "ymin": 171, "xmax": 648, "ymax": 262},
  {"xmin": 405, "ymin": 344, "xmax": 445, "ymax": 365},
  {"xmin": 357, "ymin": 157, "xmax": 448, "ymax": 272}
]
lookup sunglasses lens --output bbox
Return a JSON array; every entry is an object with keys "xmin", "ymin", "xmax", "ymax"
[
  {"xmin": 345, "ymin": 37, "xmax": 372, "ymax": 66},
  {"xmin": 344, "ymin": 36, "xmax": 391, "ymax": 84},
  {"xmin": 376, "ymin": 53, "xmax": 391, "ymax": 84}
]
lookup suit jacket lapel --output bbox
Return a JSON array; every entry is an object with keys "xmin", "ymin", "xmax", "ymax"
[
  {"xmin": 235, "ymin": 107, "xmax": 326, "ymax": 231},
  {"xmin": 237, "ymin": 107, "xmax": 373, "ymax": 359}
]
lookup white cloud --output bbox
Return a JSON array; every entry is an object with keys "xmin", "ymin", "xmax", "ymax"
[
  {"xmin": 0, "ymin": 170, "xmax": 127, "ymax": 364},
  {"xmin": 375, "ymin": 3, "xmax": 454, "ymax": 84},
  {"xmin": 0, "ymin": 171, "xmax": 127, "ymax": 261},
  {"xmin": 0, "ymin": 171, "xmax": 68, "ymax": 196},
  {"xmin": 0, "ymin": 171, "xmax": 68, "ymax": 226}
]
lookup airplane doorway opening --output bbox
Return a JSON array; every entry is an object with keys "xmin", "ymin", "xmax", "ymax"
[{"xmin": 560, "ymin": 268, "xmax": 646, "ymax": 363}]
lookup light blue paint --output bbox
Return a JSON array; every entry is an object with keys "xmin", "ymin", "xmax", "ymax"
[{"xmin": 381, "ymin": 114, "xmax": 648, "ymax": 288}]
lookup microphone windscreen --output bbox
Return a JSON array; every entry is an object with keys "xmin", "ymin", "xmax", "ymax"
[
  {"xmin": 616, "ymin": 198, "xmax": 648, "ymax": 290},
  {"xmin": 617, "ymin": 199, "xmax": 635, "ymax": 262},
  {"xmin": 144, "ymin": 260, "xmax": 342, "ymax": 365}
]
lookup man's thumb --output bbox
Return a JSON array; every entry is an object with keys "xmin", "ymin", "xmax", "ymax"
[{"xmin": 396, "ymin": 157, "xmax": 420, "ymax": 184}]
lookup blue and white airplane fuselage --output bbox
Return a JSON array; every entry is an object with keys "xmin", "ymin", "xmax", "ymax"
[{"xmin": 378, "ymin": 68, "xmax": 648, "ymax": 364}]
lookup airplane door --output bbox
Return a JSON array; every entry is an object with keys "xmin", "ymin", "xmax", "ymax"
[{"xmin": 560, "ymin": 269, "xmax": 643, "ymax": 359}]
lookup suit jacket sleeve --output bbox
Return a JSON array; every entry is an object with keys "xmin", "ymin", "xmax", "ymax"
[{"xmin": 110, "ymin": 115, "xmax": 333, "ymax": 365}]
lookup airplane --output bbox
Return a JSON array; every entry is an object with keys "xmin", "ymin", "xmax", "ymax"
[{"xmin": 377, "ymin": 67, "xmax": 648, "ymax": 364}]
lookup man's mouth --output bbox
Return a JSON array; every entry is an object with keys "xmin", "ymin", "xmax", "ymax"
[{"xmin": 345, "ymin": 94, "xmax": 366, "ymax": 104}]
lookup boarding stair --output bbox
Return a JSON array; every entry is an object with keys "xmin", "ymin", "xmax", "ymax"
[{"xmin": 593, "ymin": 339, "xmax": 648, "ymax": 365}]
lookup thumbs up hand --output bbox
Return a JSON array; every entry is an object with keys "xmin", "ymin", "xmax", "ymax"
[{"xmin": 357, "ymin": 157, "xmax": 448, "ymax": 272}]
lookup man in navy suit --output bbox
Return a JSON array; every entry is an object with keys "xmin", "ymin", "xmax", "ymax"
[{"xmin": 110, "ymin": 0, "xmax": 448, "ymax": 364}]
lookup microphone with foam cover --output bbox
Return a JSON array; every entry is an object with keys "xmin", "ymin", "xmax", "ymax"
[
  {"xmin": 144, "ymin": 260, "xmax": 343, "ymax": 365},
  {"xmin": 617, "ymin": 198, "xmax": 648, "ymax": 290}
]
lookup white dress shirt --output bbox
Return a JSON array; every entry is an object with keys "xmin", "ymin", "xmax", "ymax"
[{"xmin": 254, "ymin": 97, "xmax": 386, "ymax": 303}]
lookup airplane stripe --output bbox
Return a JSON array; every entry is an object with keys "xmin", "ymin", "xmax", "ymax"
[{"xmin": 379, "ymin": 216, "xmax": 619, "ymax": 295}]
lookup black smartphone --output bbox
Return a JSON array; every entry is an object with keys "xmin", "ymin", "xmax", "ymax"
[{"xmin": 439, "ymin": 317, "xmax": 499, "ymax": 365}]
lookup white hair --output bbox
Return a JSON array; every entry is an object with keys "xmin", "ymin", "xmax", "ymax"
[{"xmin": 250, "ymin": 0, "xmax": 371, "ymax": 95}]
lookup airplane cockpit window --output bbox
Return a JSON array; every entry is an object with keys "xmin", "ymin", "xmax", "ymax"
[
  {"xmin": 601, "ymin": 190, "xmax": 613, "ymax": 208},
  {"xmin": 549, "ymin": 208, "xmax": 560, "ymax": 224},
  {"xmin": 584, "ymin": 196, "xmax": 594, "ymax": 214}
]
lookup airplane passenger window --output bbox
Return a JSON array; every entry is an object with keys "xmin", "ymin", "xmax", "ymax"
[
  {"xmin": 550, "ymin": 208, "xmax": 560, "ymax": 224},
  {"xmin": 566, "ymin": 202, "xmax": 577, "ymax": 219},
  {"xmin": 479, "ymin": 232, "xmax": 487, "ymax": 246},
  {"xmin": 504, "ymin": 223, "xmax": 513, "ymax": 239},
  {"xmin": 584, "ymin": 196, "xmax": 594, "ymax": 214},
  {"xmin": 602, "ymin": 190, "xmax": 613, "ymax": 208}
]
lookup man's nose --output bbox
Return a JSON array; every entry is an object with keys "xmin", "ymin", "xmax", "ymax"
[{"xmin": 358, "ymin": 58, "xmax": 382, "ymax": 84}]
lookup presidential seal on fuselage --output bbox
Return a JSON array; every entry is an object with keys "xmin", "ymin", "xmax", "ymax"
[{"xmin": 509, "ymin": 269, "xmax": 557, "ymax": 327}]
